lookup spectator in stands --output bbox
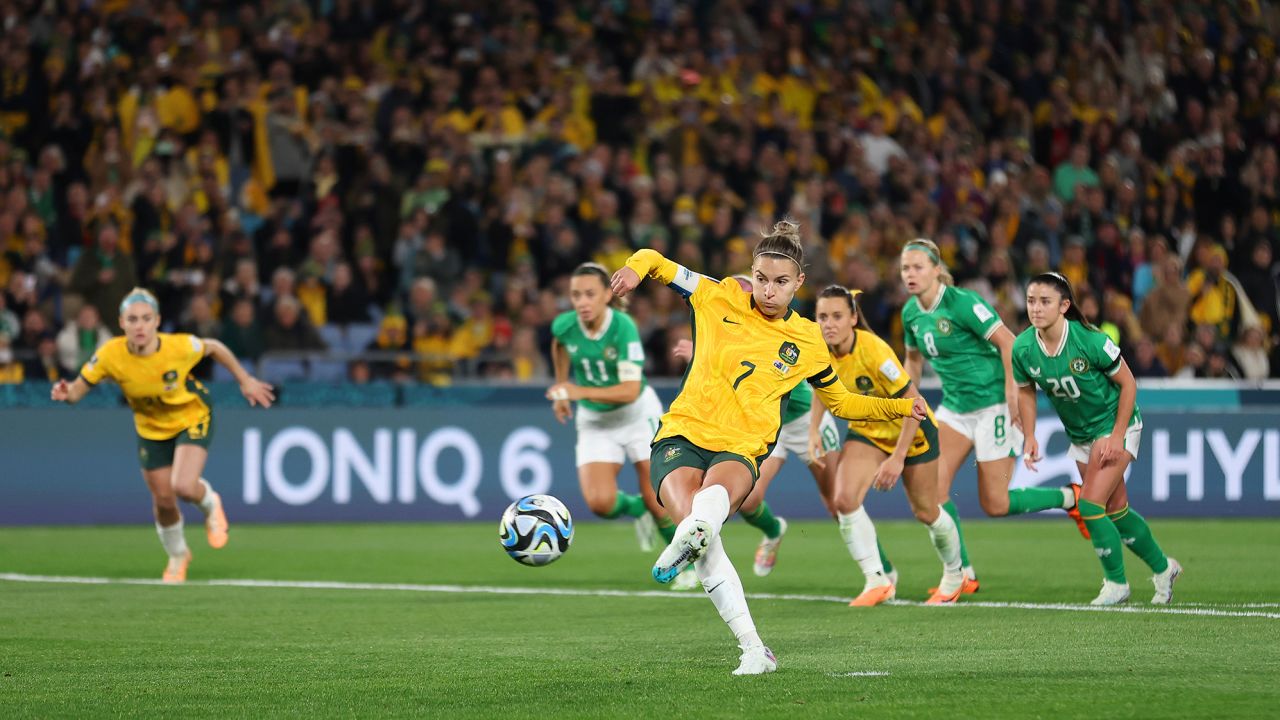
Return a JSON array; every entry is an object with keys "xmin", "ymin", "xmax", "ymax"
[
  {"xmin": 1130, "ymin": 337, "xmax": 1169, "ymax": 379},
  {"xmin": 23, "ymin": 331, "xmax": 62, "ymax": 382},
  {"xmin": 69, "ymin": 224, "xmax": 136, "ymax": 329},
  {"xmin": 1233, "ymin": 326, "xmax": 1271, "ymax": 381},
  {"xmin": 1187, "ymin": 244, "xmax": 1240, "ymax": 340},
  {"xmin": 1237, "ymin": 241, "xmax": 1279, "ymax": 333},
  {"xmin": 1141, "ymin": 255, "xmax": 1191, "ymax": 342},
  {"xmin": 326, "ymin": 262, "xmax": 372, "ymax": 326},
  {"xmin": 264, "ymin": 295, "xmax": 326, "ymax": 353},
  {"xmin": 220, "ymin": 298, "xmax": 266, "ymax": 364},
  {"xmin": 55, "ymin": 304, "xmax": 112, "ymax": 376},
  {"xmin": 0, "ymin": 332, "xmax": 21, "ymax": 383}
]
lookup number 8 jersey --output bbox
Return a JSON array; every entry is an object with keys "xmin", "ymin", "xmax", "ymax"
[
  {"xmin": 901, "ymin": 285, "xmax": 1007, "ymax": 413},
  {"xmin": 1010, "ymin": 319, "xmax": 1142, "ymax": 445}
]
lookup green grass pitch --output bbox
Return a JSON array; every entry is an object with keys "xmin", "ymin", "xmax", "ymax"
[{"xmin": 1, "ymin": 518, "xmax": 1277, "ymax": 718}]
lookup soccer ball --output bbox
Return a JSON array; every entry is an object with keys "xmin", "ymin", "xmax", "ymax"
[{"xmin": 498, "ymin": 494, "xmax": 574, "ymax": 566}]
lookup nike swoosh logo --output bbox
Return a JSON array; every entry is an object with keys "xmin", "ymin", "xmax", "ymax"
[{"xmin": 722, "ymin": 317, "xmax": 739, "ymax": 325}]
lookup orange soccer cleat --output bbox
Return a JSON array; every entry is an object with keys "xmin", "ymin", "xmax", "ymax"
[
  {"xmin": 205, "ymin": 490, "xmax": 229, "ymax": 549},
  {"xmin": 162, "ymin": 549, "xmax": 192, "ymax": 583},
  {"xmin": 1065, "ymin": 483, "xmax": 1091, "ymax": 539},
  {"xmin": 849, "ymin": 581, "xmax": 896, "ymax": 607}
]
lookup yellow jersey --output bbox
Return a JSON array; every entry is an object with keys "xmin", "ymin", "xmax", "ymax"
[
  {"xmin": 624, "ymin": 250, "xmax": 915, "ymax": 468},
  {"xmin": 831, "ymin": 329, "xmax": 936, "ymax": 458},
  {"xmin": 80, "ymin": 333, "xmax": 212, "ymax": 440}
]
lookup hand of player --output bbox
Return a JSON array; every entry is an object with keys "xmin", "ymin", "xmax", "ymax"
[
  {"xmin": 873, "ymin": 456, "xmax": 904, "ymax": 491},
  {"xmin": 241, "ymin": 377, "xmax": 276, "ymax": 408},
  {"xmin": 1096, "ymin": 433, "xmax": 1124, "ymax": 466},
  {"xmin": 807, "ymin": 429, "xmax": 826, "ymax": 470},
  {"xmin": 671, "ymin": 339, "xmax": 693, "ymax": 362},
  {"xmin": 610, "ymin": 266, "xmax": 640, "ymax": 297},
  {"xmin": 50, "ymin": 379, "xmax": 70, "ymax": 402},
  {"xmin": 546, "ymin": 382, "xmax": 580, "ymax": 402},
  {"xmin": 909, "ymin": 396, "xmax": 928, "ymax": 420},
  {"xmin": 1023, "ymin": 436, "xmax": 1041, "ymax": 471},
  {"xmin": 552, "ymin": 398, "xmax": 573, "ymax": 424},
  {"xmin": 1005, "ymin": 386, "xmax": 1023, "ymax": 432}
]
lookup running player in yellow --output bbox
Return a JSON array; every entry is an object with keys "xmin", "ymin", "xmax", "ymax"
[
  {"xmin": 812, "ymin": 285, "xmax": 965, "ymax": 606},
  {"xmin": 611, "ymin": 220, "xmax": 925, "ymax": 675},
  {"xmin": 901, "ymin": 238, "xmax": 1085, "ymax": 595},
  {"xmin": 1016, "ymin": 273, "xmax": 1181, "ymax": 605},
  {"xmin": 51, "ymin": 288, "xmax": 274, "ymax": 582}
]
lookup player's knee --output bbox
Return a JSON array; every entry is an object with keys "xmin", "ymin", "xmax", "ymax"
[
  {"xmin": 912, "ymin": 505, "xmax": 939, "ymax": 524},
  {"xmin": 585, "ymin": 493, "xmax": 615, "ymax": 517},
  {"xmin": 152, "ymin": 494, "xmax": 179, "ymax": 513},
  {"xmin": 831, "ymin": 490, "xmax": 860, "ymax": 515},
  {"xmin": 979, "ymin": 493, "xmax": 1010, "ymax": 517}
]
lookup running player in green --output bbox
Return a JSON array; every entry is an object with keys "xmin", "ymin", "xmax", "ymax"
[
  {"xmin": 1013, "ymin": 272, "xmax": 1181, "ymax": 605},
  {"xmin": 900, "ymin": 238, "xmax": 1082, "ymax": 594},
  {"xmin": 547, "ymin": 263, "xmax": 686, "ymax": 586}
]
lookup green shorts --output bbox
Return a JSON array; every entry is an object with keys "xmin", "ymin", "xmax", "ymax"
[
  {"xmin": 845, "ymin": 416, "xmax": 940, "ymax": 466},
  {"xmin": 649, "ymin": 436, "xmax": 759, "ymax": 504},
  {"xmin": 137, "ymin": 414, "xmax": 215, "ymax": 471}
]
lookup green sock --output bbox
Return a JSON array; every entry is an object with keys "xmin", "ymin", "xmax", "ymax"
[
  {"xmin": 1108, "ymin": 506, "xmax": 1169, "ymax": 574},
  {"xmin": 1079, "ymin": 500, "xmax": 1126, "ymax": 583},
  {"xmin": 740, "ymin": 501, "xmax": 783, "ymax": 539},
  {"xmin": 941, "ymin": 500, "xmax": 971, "ymax": 569},
  {"xmin": 603, "ymin": 491, "xmax": 647, "ymax": 520},
  {"xmin": 877, "ymin": 539, "xmax": 895, "ymax": 575},
  {"xmin": 1007, "ymin": 487, "xmax": 1068, "ymax": 515},
  {"xmin": 657, "ymin": 517, "xmax": 676, "ymax": 543}
]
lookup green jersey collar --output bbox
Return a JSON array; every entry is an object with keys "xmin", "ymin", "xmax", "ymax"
[
  {"xmin": 579, "ymin": 307, "xmax": 614, "ymax": 341},
  {"xmin": 1035, "ymin": 319, "xmax": 1070, "ymax": 358},
  {"xmin": 920, "ymin": 284, "xmax": 947, "ymax": 314}
]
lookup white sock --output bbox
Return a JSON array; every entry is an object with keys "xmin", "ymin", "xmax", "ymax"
[
  {"xmin": 679, "ymin": 485, "xmax": 731, "ymax": 541},
  {"xmin": 694, "ymin": 536, "xmax": 763, "ymax": 650},
  {"xmin": 196, "ymin": 479, "xmax": 218, "ymax": 515},
  {"xmin": 1061, "ymin": 487, "xmax": 1076, "ymax": 509},
  {"xmin": 837, "ymin": 507, "xmax": 887, "ymax": 584},
  {"xmin": 927, "ymin": 506, "xmax": 963, "ymax": 574},
  {"xmin": 156, "ymin": 519, "xmax": 189, "ymax": 559}
]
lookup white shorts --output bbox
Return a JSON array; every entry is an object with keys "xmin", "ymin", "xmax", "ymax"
[
  {"xmin": 767, "ymin": 411, "xmax": 840, "ymax": 464},
  {"xmin": 575, "ymin": 385, "xmax": 664, "ymax": 467},
  {"xmin": 1068, "ymin": 423, "xmax": 1143, "ymax": 464},
  {"xmin": 935, "ymin": 402, "xmax": 1023, "ymax": 463}
]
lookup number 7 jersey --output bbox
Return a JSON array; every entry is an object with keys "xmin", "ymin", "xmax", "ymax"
[{"xmin": 1011, "ymin": 320, "xmax": 1141, "ymax": 446}]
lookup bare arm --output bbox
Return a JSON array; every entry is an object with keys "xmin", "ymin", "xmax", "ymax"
[
  {"xmin": 50, "ymin": 376, "xmax": 92, "ymax": 404},
  {"xmin": 569, "ymin": 380, "xmax": 642, "ymax": 405},
  {"xmin": 1018, "ymin": 383, "xmax": 1040, "ymax": 470},
  {"xmin": 551, "ymin": 338, "xmax": 570, "ymax": 383},
  {"xmin": 904, "ymin": 347, "xmax": 924, "ymax": 385},
  {"xmin": 988, "ymin": 325, "xmax": 1023, "ymax": 429},
  {"xmin": 204, "ymin": 338, "xmax": 275, "ymax": 407},
  {"xmin": 1108, "ymin": 359, "xmax": 1138, "ymax": 438},
  {"xmin": 886, "ymin": 382, "xmax": 923, "ymax": 462}
]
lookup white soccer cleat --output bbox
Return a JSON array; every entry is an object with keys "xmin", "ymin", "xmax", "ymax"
[
  {"xmin": 1151, "ymin": 558, "xmax": 1182, "ymax": 604},
  {"xmin": 1090, "ymin": 579, "xmax": 1131, "ymax": 606},
  {"xmin": 752, "ymin": 518, "xmax": 788, "ymax": 577},
  {"xmin": 668, "ymin": 570, "xmax": 700, "ymax": 591},
  {"xmin": 732, "ymin": 646, "xmax": 778, "ymax": 676},
  {"xmin": 652, "ymin": 520, "xmax": 712, "ymax": 584},
  {"xmin": 634, "ymin": 513, "xmax": 658, "ymax": 553}
]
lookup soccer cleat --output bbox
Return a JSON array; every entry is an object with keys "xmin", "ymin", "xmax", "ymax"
[
  {"xmin": 668, "ymin": 570, "xmax": 700, "ymax": 591},
  {"xmin": 205, "ymin": 490, "xmax": 229, "ymax": 549},
  {"xmin": 1151, "ymin": 558, "xmax": 1182, "ymax": 604},
  {"xmin": 652, "ymin": 520, "xmax": 711, "ymax": 584},
  {"xmin": 1064, "ymin": 484, "xmax": 1090, "ymax": 539},
  {"xmin": 1090, "ymin": 579, "xmax": 1131, "ymax": 606},
  {"xmin": 634, "ymin": 512, "xmax": 658, "ymax": 553},
  {"xmin": 162, "ymin": 549, "xmax": 192, "ymax": 584},
  {"xmin": 849, "ymin": 575, "xmax": 896, "ymax": 607},
  {"xmin": 928, "ymin": 576, "xmax": 980, "ymax": 595},
  {"xmin": 752, "ymin": 517, "xmax": 788, "ymax": 577},
  {"xmin": 732, "ymin": 646, "xmax": 778, "ymax": 675},
  {"xmin": 926, "ymin": 571, "xmax": 964, "ymax": 604}
]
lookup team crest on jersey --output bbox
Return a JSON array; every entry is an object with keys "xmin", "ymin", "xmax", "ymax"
[
  {"xmin": 856, "ymin": 375, "xmax": 874, "ymax": 392},
  {"xmin": 663, "ymin": 445, "xmax": 682, "ymax": 463},
  {"xmin": 778, "ymin": 341, "xmax": 800, "ymax": 366},
  {"xmin": 1070, "ymin": 357, "xmax": 1089, "ymax": 374},
  {"xmin": 936, "ymin": 318, "xmax": 953, "ymax": 335},
  {"xmin": 604, "ymin": 346, "xmax": 617, "ymax": 360},
  {"xmin": 163, "ymin": 369, "xmax": 179, "ymax": 391}
]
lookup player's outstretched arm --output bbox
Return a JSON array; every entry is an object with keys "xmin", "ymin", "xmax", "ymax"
[
  {"xmin": 614, "ymin": 249, "xmax": 703, "ymax": 300},
  {"xmin": 810, "ymin": 366, "xmax": 923, "ymax": 422},
  {"xmin": 203, "ymin": 338, "xmax": 275, "ymax": 408},
  {"xmin": 51, "ymin": 377, "xmax": 91, "ymax": 405}
]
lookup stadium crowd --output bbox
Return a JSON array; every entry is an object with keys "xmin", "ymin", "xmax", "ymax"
[{"xmin": 0, "ymin": 0, "xmax": 1278, "ymax": 386}]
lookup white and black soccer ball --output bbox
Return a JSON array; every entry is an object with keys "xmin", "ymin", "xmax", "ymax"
[{"xmin": 498, "ymin": 494, "xmax": 574, "ymax": 566}]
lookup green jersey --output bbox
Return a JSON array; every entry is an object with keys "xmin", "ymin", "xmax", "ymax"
[
  {"xmin": 1010, "ymin": 320, "xmax": 1141, "ymax": 446},
  {"xmin": 901, "ymin": 285, "xmax": 1006, "ymax": 413},
  {"xmin": 551, "ymin": 308, "xmax": 648, "ymax": 413},
  {"xmin": 782, "ymin": 375, "xmax": 813, "ymax": 424}
]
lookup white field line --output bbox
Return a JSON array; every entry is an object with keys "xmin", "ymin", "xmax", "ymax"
[{"xmin": 1, "ymin": 572, "xmax": 1277, "ymax": 620}]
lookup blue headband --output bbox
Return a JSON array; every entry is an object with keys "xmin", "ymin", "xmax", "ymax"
[{"xmin": 119, "ymin": 291, "xmax": 159, "ymax": 316}]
